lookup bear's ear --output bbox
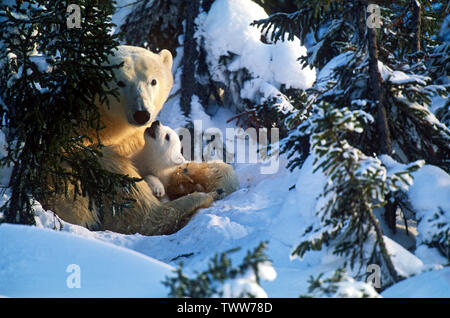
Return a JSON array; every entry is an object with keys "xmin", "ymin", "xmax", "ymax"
[
  {"xmin": 159, "ymin": 49, "xmax": 173, "ymax": 70},
  {"xmin": 121, "ymin": 56, "xmax": 133, "ymax": 73}
]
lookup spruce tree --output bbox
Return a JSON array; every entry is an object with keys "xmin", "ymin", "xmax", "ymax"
[
  {"xmin": 163, "ymin": 242, "xmax": 273, "ymax": 297},
  {"xmin": 253, "ymin": 0, "xmax": 450, "ymax": 285},
  {"xmin": 291, "ymin": 101, "xmax": 423, "ymax": 285},
  {"xmin": 0, "ymin": 0, "xmax": 138, "ymax": 225},
  {"xmin": 301, "ymin": 268, "xmax": 380, "ymax": 298}
]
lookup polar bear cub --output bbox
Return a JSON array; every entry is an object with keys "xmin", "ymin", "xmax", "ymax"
[
  {"xmin": 132, "ymin": 120, "xmax": 185, "ymax": 201},
  {"xmin": 132, "ymin": 121, "xmax": 239, "ymax": 203}
]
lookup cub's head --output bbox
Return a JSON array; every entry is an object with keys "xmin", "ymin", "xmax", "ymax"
[
  {"xmin": 105, "ymin": 45, "xmax": 173, "ymax": 127},
  {"xmin": 144, "ymin": 121, "xmax": 185, "ymax": 166}
]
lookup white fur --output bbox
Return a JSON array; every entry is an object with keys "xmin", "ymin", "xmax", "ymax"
[
  {"xmin": 51, "ymin": 45, "xmax": 235, "ymax": 236},
  {"xmin": 132, "ymin": 122, "xmax": 185, "ymax": 200}
]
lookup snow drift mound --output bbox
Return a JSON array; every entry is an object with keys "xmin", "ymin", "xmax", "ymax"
[{"xmin": 0, "ymin": 224, "xmax": 173, "ymax": 297}]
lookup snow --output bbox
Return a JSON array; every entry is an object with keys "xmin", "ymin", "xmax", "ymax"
[
  {"xmin": 440, "ymin": 15, "xmax": 450, "ymax": 43},
  {"xmin": 383, "ymin": 235, "xmax": 424, "ymax": 277},
  {"xmin": 408, "ymin": 164, "xmax": 450, "ymax": 254},
  {"xmin": 219, "ymin": 268, "xmax": 274, "ymax": 297},
  {"xmin": 381, "ymin": 154, "xmax": 450, "ymax": 264},
  {"xmin": 257, "ymin": 261, "xmax": 277, "ymax": 282},
  {"xmin": 0, "ymin": 0, "xmax": 448, "ymax": 299},
  {"xmin": 415, "ymin": 245, "xmax": 448, "ymax": 266},
  {"xmin": 190, "ymin": 95, "xmax": 216, "ymax": 129},
  {"xmin": 0, "ymin": 224, "xmax": 173, "ymax": 298},
  {"xmin": 197, "ymin": 0, "xmax": 315, "ymax": 103},
  {"xmin": 307, "ymin": 272, "xmax": 381, "ymax": 298},
  {"xmin": 316, "ymin": 51, "xmax": 354, "ymax": 89},
  {"xmin": 408, "ymin": 164, "xmax": 450, "ymax": 213},
  {"xmin": 0, "ymin": 148, "xmax": 448, "ymax": 298},
  {"xmin": 331, "ymin": 279, "xmax": 380, "ymax": 298},
  {"xmin": 29, "ymin": 55, "xmax": 51, "ymax": 73},
  {"xmin": 110, "ymin": 0, "xmax": 137, "ymax": 35},
  {"xmin": 382, "ymin": 267, "xmax": 450, "ymax": 298},
  {"xmin": 378, "ymin": 61, "xmax": 429, "ymax": 85},
  {"xmin": 430, "ymin": 94, "xmax": 447, "ymax": 115}
]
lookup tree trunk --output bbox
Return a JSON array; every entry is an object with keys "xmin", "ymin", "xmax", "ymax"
[
  {"xmin": 368, "ymin": 208, "xmax": 401, "ymax": 283},
  {"xmin": 410, "ymin": 0, "xmax": 421, "ymax": 53},
  {"xmin": 384, "ymin": 194, "xmax": 397, "ymax": 234},
  {"xmin": 5, "ymin": 152, "xmax": 35, "ymax": 225},
  {"xmin": 365, "ymin": 3, "xmax": 392, "ymax": 155},
  {"xmin": 364, "ymin": 2, "xmax": 396, "ymax": 232},
  {"xmin": 180, "ymin": 0, "xmax": 200, "ymax": 117}
]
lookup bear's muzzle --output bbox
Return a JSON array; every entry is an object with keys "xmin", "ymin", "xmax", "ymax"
[{"xmin": 133, "ymin": 110, "xmax": 151, "ymax": 125}]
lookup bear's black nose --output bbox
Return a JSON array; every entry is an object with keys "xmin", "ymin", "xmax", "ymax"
[{"xmin": 133, "ymin": 111, "xmax": 150, "ymax": 125}]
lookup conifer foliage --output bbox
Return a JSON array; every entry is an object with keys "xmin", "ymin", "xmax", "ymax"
[
  {"xmin": 292, "ymin": 102, "xmax": 424, "ymax": 285},
  {"xmin": 0, "ymin": 0, "xmax": 138, "ymax": 225},
  {"xmin": 302, "ymin": 268, "xmax": 380, "ymax": 298},
  {"xmin": 254, "ymin": 0, "xmax": 450, "ymax": 285},
  {"xmin": 163, "ymin": 242, "xmax": 274, "ymax": 297}
]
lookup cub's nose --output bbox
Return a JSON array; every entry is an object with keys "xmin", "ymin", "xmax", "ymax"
[
  {"xmin": 145, "ymin": 120, "xmax": 160, "ymax": 139},
  {"xmin": 133, "ymin": 110, "xmax": 150, "ymax": 125}
]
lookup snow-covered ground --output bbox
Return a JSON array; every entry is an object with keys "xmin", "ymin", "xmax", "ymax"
[
  {"xmin": 382, "ymin": 267, "xmax": 450, "ymax": 298},
  {"xmin": 1, "ymin": 148, "xmax": 449, "ymax": 297},
  {"xmin": 0, "ymin": 224, "xmax": 173, "ymax": 298},
  {"xmin": 0, "ymin": 0, "xmax": 449, "ymax": 298}
]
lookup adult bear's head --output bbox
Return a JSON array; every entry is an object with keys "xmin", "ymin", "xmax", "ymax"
[{"xmin": 104, "ymin": 45, "xmax": 173, "ymax": 127}]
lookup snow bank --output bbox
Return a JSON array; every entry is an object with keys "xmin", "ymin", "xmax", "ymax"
[
  {"xmin": 383, "ymin": 235, "xmax": 424, "ymax": 277},
  {"xmin": 0, "ymin": 224, "xmax": 173, "ymax": 298},
  {"xmin": 381, "ymin": 155, "xmax": 450, "ymax": 263},
  {"xmin": 382, "ymin": 267, "xmax": 450, "ymax": 298},
  {"xmin": 408, "ymin": 164, "xmax": 450, "ymax": 213},
  {"xmin": 1, "ymin": 152, "xmax": 447, "ymax": 298},
  {"xmin": 409, "ymin": 164, "xmax": 450, "ymax": 258}
]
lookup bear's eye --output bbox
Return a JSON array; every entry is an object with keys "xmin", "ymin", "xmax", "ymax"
[
  {"xmin": 150, "ymin": 79, "xmax": 157, "ymax": 86},
  {"xmin": 165, "ymin": 134, "xmax": 170, "ymax": 142},
  {"xmin": 117, "ymin": 81, "xmax": 126, "ymax": 88}
]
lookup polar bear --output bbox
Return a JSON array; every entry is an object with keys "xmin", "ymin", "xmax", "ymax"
[
  {"xmin": 132, "ymin": 121, "xmax": 239, "ymax": 203},
  {"xmin": 44, "ymin": 45, "xmax": 239, "ymax": 235},
  {"xmin": 132, "ymin": 120, "xmax": 185, "ymax": 200}
]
